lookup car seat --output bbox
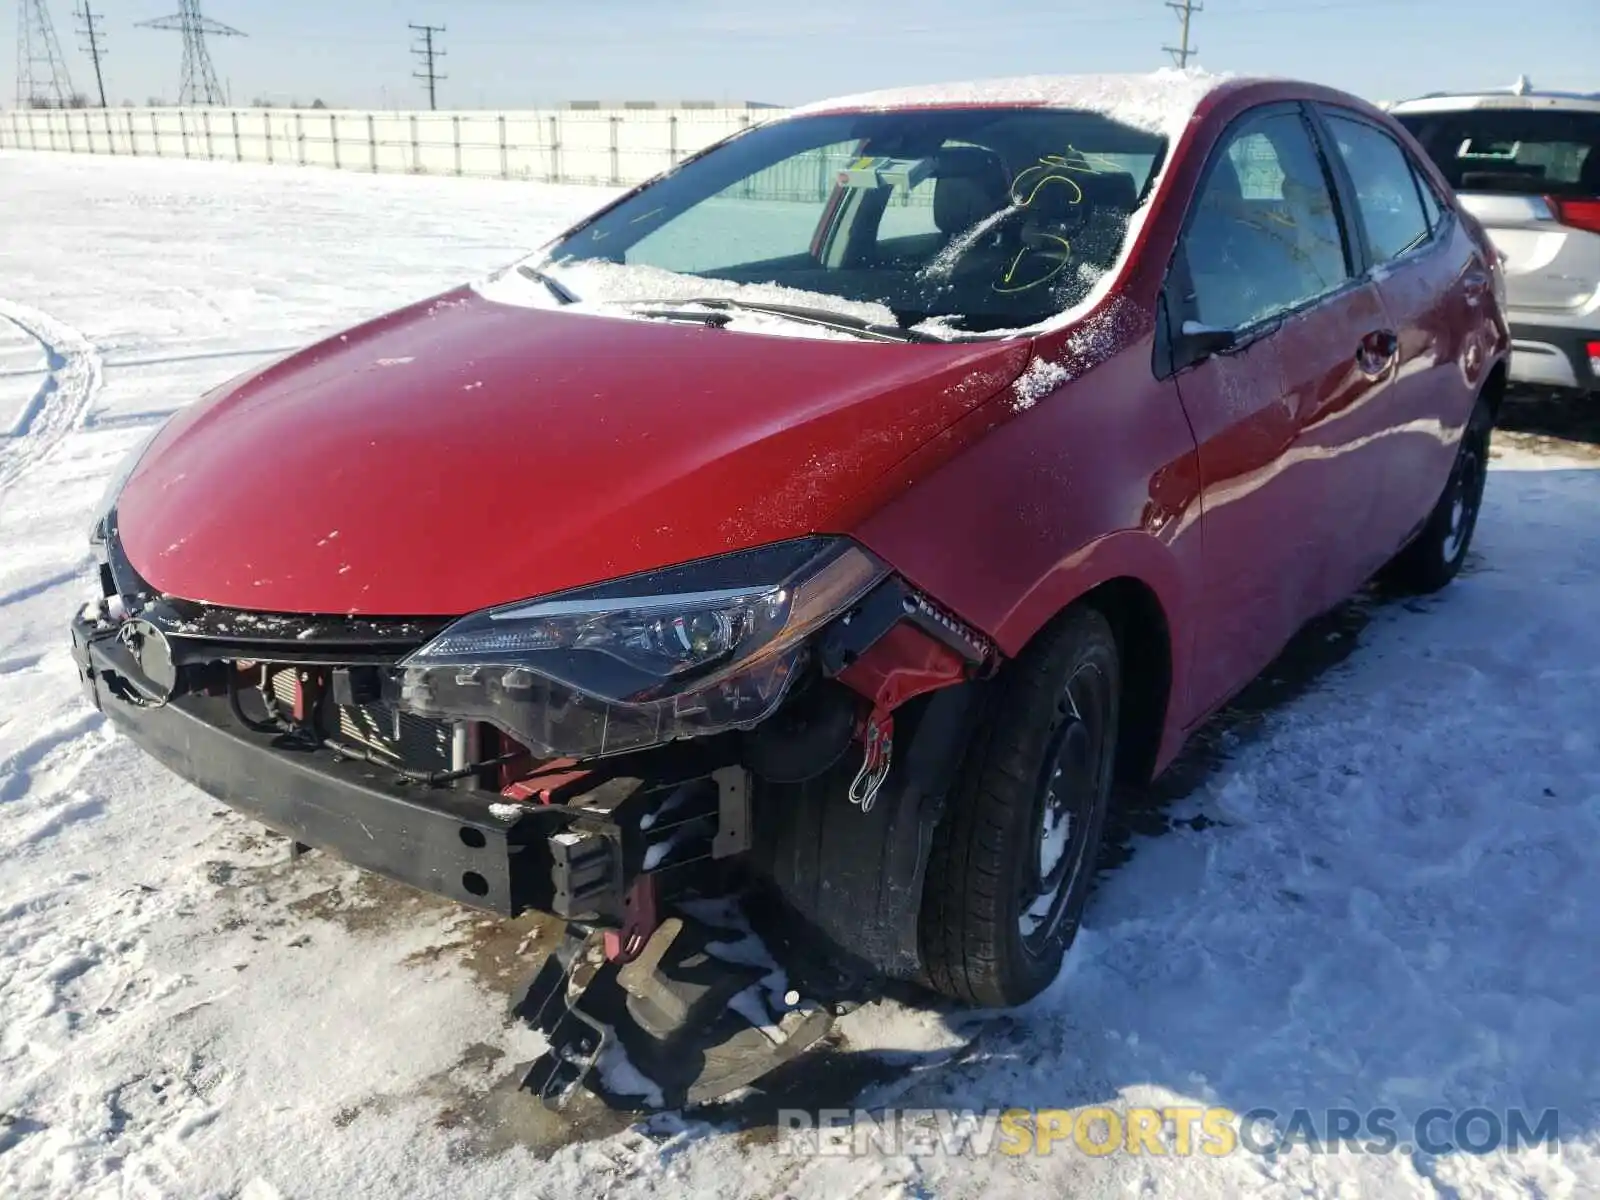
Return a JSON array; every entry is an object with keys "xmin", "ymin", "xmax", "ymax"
[{"xmin": 931, "ymin": 147, "xmax": 1010, "ymax": 243}]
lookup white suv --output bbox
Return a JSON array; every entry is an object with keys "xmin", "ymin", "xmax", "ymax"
[{"xmin": 1390, "ymin": 85, "xmax": 1600, "ymax": 395}]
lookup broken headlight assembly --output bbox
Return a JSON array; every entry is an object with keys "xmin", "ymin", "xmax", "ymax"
[{"xmin": 391, "ymin": 538, "xmax": 887, "ymax": 760}]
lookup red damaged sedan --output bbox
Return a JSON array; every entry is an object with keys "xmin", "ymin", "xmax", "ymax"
[{"xmin": 72, "ymin": 72, "xmax": 1508, "ymax": 1106}]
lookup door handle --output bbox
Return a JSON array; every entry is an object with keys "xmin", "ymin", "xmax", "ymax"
[
  {"xmin": 1356, "ymin": 329, "xmax": 1399, "ymax": 378},
  {"xmin": 1462, "ymin": 268, "xmax": 1491, "ymax": 307}
]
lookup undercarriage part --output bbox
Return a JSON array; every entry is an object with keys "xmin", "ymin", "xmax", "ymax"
[
  {"xmin": 817, "ymin": 576, "xmax": 994, "ymax": 679},
  {"xmin": 514, "ymin": 896, "xmax": 859, "ymax": 1111},
  {"xmin": 742, "ymin": 677, "xmax": 857, "ymax": 784},
  {"xmin": 76, "ymin": 613, "xmax": 754, "ymax": 918},
  {"xmin": 846, "ymin": 708, "xmax": 894, "ymax": 813},
  {"xmin": 754, "ymin": 682, "xmax": 985, "ymax": 980},
  {"xmin": 837, "ymin": 622, "xmax": 971, "ymax": 720},
  {"xmin": 539, "ymin": 764, "xmax": 752, "ymax": 924}
]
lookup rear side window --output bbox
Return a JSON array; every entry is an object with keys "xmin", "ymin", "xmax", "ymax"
[
  {"xmin": 1323, "ymin": 114, "xmax": 1433, "ymax": 263},
  {"xmin": 1394, "ymin": 108, "xmax": 1600, "ymax": 198},
  {"xmin": 1176, "ymin": 108, "xmax": 1351, "ymax": 331}
]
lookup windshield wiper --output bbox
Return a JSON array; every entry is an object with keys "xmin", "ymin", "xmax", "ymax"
[
  {"xmin": 517, "ymin": 263, "xmax": 579, "ymax": 305},
  {"xmin": 630, "ymin": 308, "xmax": 734, "ymax": 329},
  {"xmin": 666, "ymin": 297, "xmax": 939, "ymax": 343}
]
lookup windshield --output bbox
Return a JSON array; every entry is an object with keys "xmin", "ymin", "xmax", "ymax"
[
  {"xmin": 1395, "ymin": 108, "xmax": 1600, "ymax": 198},
  {"xmin": 538, "ymin": 108, "xmax": 1167, "ymax": 336}
]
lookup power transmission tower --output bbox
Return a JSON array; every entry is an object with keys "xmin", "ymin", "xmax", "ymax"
[
  {"xmin": 74, "ymin": 1, "xmax": 108, "ymax": 108},
  {"xmin": 16, "ymin": 0, "xmax": 78, "ymax": 107},
  {"xmin": 410, "ymin": 22, "xmax": 446, "ymax": 111},
  {"xmin": 137, "ymin": 0, "xmax": 246, "ymax": 106},
  {"xmin": 1164, "ymin": 0, "xmax": 1202, "ymax": 69}
]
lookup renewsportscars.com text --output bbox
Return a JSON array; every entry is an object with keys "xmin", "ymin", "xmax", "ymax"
[{"xmin": 776, "ymin": 1106, "xmax": 1561, "ymax": 1158}]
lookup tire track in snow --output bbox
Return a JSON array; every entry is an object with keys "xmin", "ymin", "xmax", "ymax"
[
  {"xmin": 0, "ymin": 709, "xmax": 108, "ymax": 810},
  {"xmin": 0, "ymin": 298, "xmax": 103, "ymax": 492}
]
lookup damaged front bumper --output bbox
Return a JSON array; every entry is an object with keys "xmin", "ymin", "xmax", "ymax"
[
  {"xmin": 69, "ymin": 554, "xmax": 999, "ymax": 1108},
  {"xmin": 70, "ymin": 614, "xmax": 751, "ymax": 920},
  {"xmin": 71, "ymin": 517, "xmax": 998, "ymax": 978}
]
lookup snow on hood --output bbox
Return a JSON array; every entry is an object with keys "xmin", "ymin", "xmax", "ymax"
[{"xmin": 792, "ymin": 69, "xmax": 1232, "ymax": 141}]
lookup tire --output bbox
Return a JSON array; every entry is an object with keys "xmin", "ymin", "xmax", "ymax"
[
  {"xmin": 1381, "ymin": 396, "xmax": 1493, "ymax": 594},
  {"xmin": 919, "ymin": 604, "xmax": 1120, "ymax": 1008}
]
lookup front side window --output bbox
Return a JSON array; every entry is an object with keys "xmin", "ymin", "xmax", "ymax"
[
  {"xmin": 539, "ymin": 108, "xmax": 1168, "ymax": 335},
  {"xmin": 1176, "ymin": 108, "xmax": 1351, "ymax": 332},
  {"xmin": 1323, "ymin": 113, "xmax": 1433, "ymax": 263}
]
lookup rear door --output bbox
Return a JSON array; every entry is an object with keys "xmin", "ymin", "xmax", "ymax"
[
  {"xmin": 1314, "ymin": 107, "xmax": 1487, "ymax": 566},
  {"xmin": 1164, "ymin": 103, "xmax": 1395, "ymax": 722},
  {"xmin": 1395, "ymin": 105, "xmax": 1600, "ymax": 318}
]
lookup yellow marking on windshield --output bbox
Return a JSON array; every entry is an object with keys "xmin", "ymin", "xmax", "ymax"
[{"xmin": 993, "ymin": 233, "xmax": 1074, "ymax": 294}]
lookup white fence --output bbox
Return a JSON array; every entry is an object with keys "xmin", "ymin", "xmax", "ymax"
[{"xmin": 0, "ymin": 105, "xmax": 789, "ymax": 188}]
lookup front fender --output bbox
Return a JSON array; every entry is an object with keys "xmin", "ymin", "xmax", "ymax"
[{"xmin": 851, "ymin": 329, "xmax": 1204, "ymax": 764}]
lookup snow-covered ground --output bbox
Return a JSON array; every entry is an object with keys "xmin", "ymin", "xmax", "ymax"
[{"xmin": 2, "ymin": 150, "xmax": 1598, "ymax": 1200}]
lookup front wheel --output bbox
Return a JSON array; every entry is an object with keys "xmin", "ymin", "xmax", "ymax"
[
  {"xmin": 920, "ymin": 604, "xmax": 1120, "ymax": 1008},
  {"xmin": 1381, "ymin": 396, "xmax": 1493, "ymax": 594}
]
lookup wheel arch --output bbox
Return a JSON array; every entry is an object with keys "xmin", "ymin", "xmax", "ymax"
[
  {"xmin": 1077, "ymin": 576, "xmax": 1174, "ymax": 788},
  {"xmin": 1481, "ymin": 356, "xmax": 1508, "ymax": 423},
  {"xmin": 990, "ymin": 531, "xmax": 1190, "ymax": 786}
]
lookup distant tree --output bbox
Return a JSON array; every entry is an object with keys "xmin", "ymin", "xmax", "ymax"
[
  {"xmin": 252, "ymin": 98, "xmax": 275, "ymax": 108},
  {"xmin": 310, "ymin": 98, "xmax": 328, "ymax": 109},
  {"xmin": 147, "ymin": 97, "xmax": 167, "ymax": 108}
]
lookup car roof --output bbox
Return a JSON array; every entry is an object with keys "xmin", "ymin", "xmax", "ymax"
[
  {"xmin": 790, "ymin": 69, "xmax": 1248, "ymax": 140},
  {"xmin": 1389, "ymin": 90, "xmax": 1600, "ymax": 116}
]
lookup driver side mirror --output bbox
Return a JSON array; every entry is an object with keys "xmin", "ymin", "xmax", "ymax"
[
  {"xmin": 1157, "ymin": 290, "xmax": 1240, "ymax": 377},
  {"xmin": 1179, "ymin": 320, "xmax": 1238, "ymax": 361}
]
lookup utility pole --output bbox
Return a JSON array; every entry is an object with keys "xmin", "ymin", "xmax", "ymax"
[
  {"xmin": 409, "ymin": 22, "xmax": 446, "ymax": 111},
  {"xmin": 1164, "ymin": 0, "xmax": 1202, "ymax": 69},
  {"xmin": 137, "ymin": 1, "xmax": 246, "ymax": 107},
  {"xmin": 74, "ymin": 2, "xmax": 108, "ymax": 107},
  {"xmin": 16, "ymin": 0, "xmax": 78, "ymax": 107}
]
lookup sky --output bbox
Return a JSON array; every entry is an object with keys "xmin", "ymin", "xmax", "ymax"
[{"xmin": 7, "ymin": 0, "xmax": 1598, "ymax": 111}]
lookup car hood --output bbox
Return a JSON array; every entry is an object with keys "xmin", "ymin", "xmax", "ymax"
[{"xmin": 116, "ymin": 288, "xmax": 1031, "ymax": 616}]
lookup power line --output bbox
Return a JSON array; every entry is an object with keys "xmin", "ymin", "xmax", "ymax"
[
  {"xmin": 138, "ymin": 0, "xmax": 246, "ymax": 107},
  {"xmin": 74, "ymin": 1, "xmax": 108, "ymax": 108},
  {"xmin": 16, "ymin": 0, "xmax": 78, "ymax": 107},
  {"xmin": 1164, "ymin": 0, "xmax": 1202, "ymax": 68},
  {"xmin": 409, "ymin": 22, "xmax": 446, "ymax": 112}
]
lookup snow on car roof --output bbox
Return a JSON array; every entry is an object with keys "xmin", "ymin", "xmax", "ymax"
[{"xmin": 792, "ymin": 69, "xmax": 1236, "ymax": 141}]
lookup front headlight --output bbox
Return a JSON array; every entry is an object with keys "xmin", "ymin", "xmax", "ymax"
[{"xmin": 393, "ymin": 538, "xmax": 886, "ymax": 760}]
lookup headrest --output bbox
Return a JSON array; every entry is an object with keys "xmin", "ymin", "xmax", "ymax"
[
  {"xmin": 1202, "ymin": 155, "xmax": 1245, "ymax": 205},
  {"xmin": 1014, "ymin": 169, "xmax": 1085, "ymax": 221},
  {"xmin": 1013, "ymin": 166, "xmax": 1140, "ymax": 224},
  {"xmin": 932, "ymin": 147, "xmax": 1008, "ymax": 235},
  {"xmin": 1279, "ymin": 173, "xmax": 1330, "ymax": 214},
  {"xmin": 1576, "ymin": 149, "xmax": 1600, "ymax": 190},
  {"xmin": 1076, "ymin": 170, "xmax": 1139, "ymax": 212}
]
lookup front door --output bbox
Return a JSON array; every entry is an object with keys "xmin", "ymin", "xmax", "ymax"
[{"xmin": 1166, "ymin": 103, "xmax": 1395, "ymax": 722}]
